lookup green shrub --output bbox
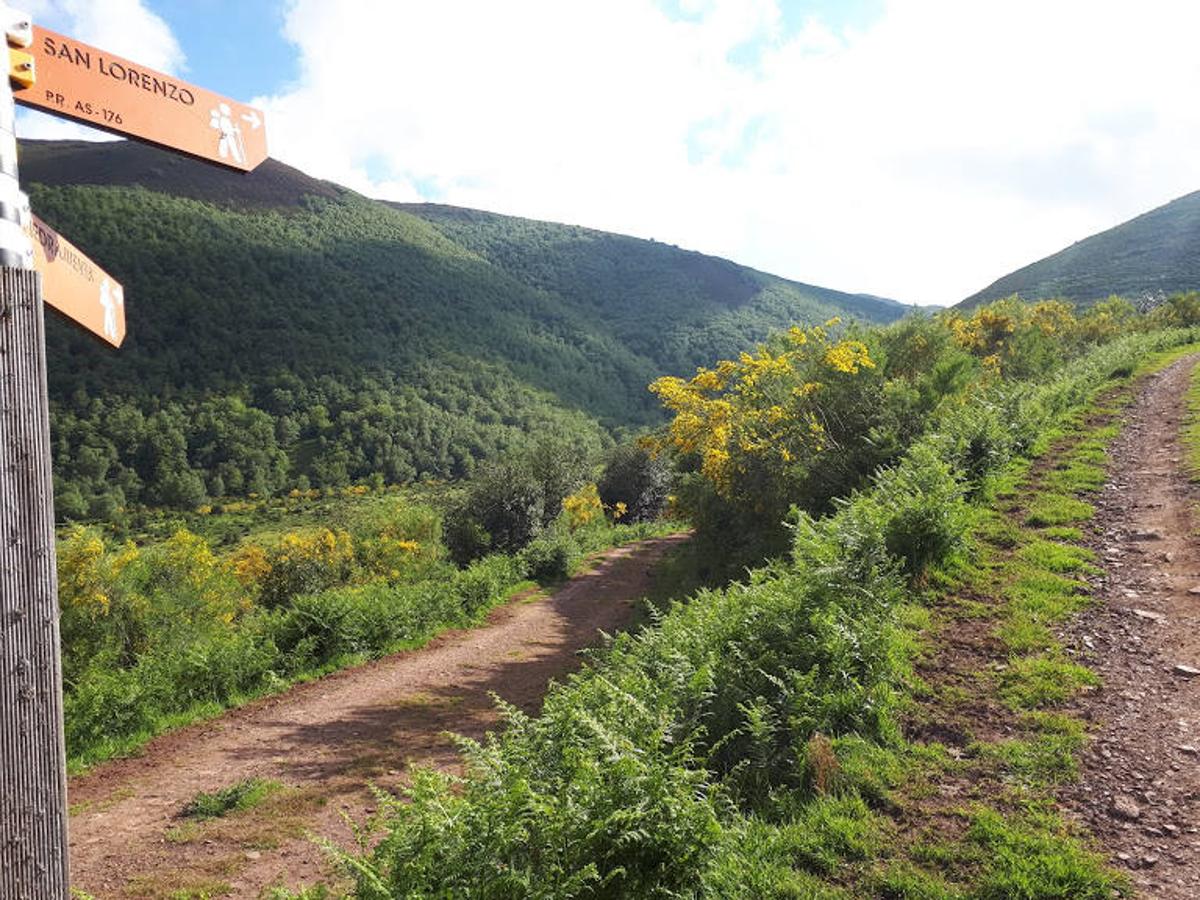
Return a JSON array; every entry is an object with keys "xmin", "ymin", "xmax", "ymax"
[
  {"xmin": 518, "ymin": 527, "xmax": 582, "ymax": 582},
  {"xmin": 256, "ymin": 529, "xmax": 356, "ymax": 609},
  {"xmin": 445, "ymin": 469, "xmax": 545, "ymax": 563},
  {"xmin": 354, "ymin": 721, "xmax": 723, "ymax": 898},
  {"xmin": 936, "ymin": 400, "xmax": 1013, "ymax": 492},
  {"xmin": 64, "ymin": 662, "xmax": 158, "ymax": 753},
  {"xmin": 700, "ymin": 507, "xmax": 906, "ymax": 802},
  {"xmin": 452, "ymin": 554, "xmax": 525, "ymax": 616},
  {"xmin": 60, "ymin": 524, "xmax": 529, "ymax": 766},
  {"xmin": 271, "ymin": 556, "xmax": 521, "ymax": 669},
  {"xmin": 597, "ymin": 444, "xmax": 673, "ymax": 523},
  {"xmin": 871, "ymin": 443, "xmax": 968, "ymax": 580},
  {"xmin": 442, "ymin": 514, "xmax": 491, "ymax": 567},
  {"xmin": 142, "ymin": 626, "xmax": 278, "ymax": 708},
  {"xmin": 444, "ymin": 440, "xmax": 592, "ymax": 564}
]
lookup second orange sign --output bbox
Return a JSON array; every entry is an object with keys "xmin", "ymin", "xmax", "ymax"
[{"xmin": 29, "ymin": 214, "xmax": 125, "ymax": 347}]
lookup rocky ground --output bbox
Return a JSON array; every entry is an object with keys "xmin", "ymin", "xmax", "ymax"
[{"xmin": 1061, "ymin": 358, "xmax": 1200, "ymax": 898}]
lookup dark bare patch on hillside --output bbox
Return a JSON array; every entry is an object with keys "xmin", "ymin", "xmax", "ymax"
[{"xmin": 19, "ymin": 139, "xmax": 343, "ymax": 209}]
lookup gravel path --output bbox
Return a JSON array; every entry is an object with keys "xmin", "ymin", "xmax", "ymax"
[{"xmin": 1061, "ymin": 357, "xmax": 1200, "ymax": 898}]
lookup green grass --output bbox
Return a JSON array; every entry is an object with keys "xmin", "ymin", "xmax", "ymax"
[
  {"xmin": 1024, "ymin": 493, "xmax": 1095, "ymax": 527},
  {"xmin": 999, "ymin": 653, "xmax": 1098, "ymax": 711},
  {"xmin": 1014, "ymin": 539, "xmax": 1097, "ymax": 575},
  {"xmin": 1133, "ymin": 340, "xmax": 1200, "ymax": 377},
  {"xmin": 885, "ymin": 346, "xmax": 1191, "ymax": 897},
  {"xmin": 181, "ymin": 777, "xmax": 281, "ymax": 821},
  {"xmin": 899, "ymin": 342, "xmax": 1195, "ymax": 894},
  {"xmin": 995, "ymin": 616, "xmax": 1053, "ymax": 655},
  {"xmin": 1043, "ymin": 461, "xmax": 1107, "ymax": 494},
  {"xmin": 970, "ymin": 714, "xmax": 1086, "ymax": 787},
  {"xmin": 973, "ymin": 511, "xmax": 1023, "ymax": 551},
  {"xmin": 968, "ymin": 808, "xmax": 1128, "ymax": 899},
  {"xmin": 871, "ymin": 861, "xmax": 960, "ymax": 899},
  {"xmin": 1007, "ymin": 568, "xmax": 1089, "ymax": 617},
  {"xmin": 892, "ymin": 340, "xmax": 1200, "ymax": 900},
  {"xmin": 1037, "ymin": 526, "xmax": 1084, "ymax": 541},
  {"xmin": 766, "ymin": 794, "xmax": 880, "ymax": 876},
  {"xmin": 1184, "ymin": 358, "xmax": 1200, "ymax": 480}
]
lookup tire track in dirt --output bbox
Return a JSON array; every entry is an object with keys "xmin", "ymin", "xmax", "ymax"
[
  {"xmin": 1061, "ymin": 356, "xmax": 1200, "ymax": 898},
  {"xmin": 67, "ymin": 534, "xmax": 689, "ymax": 898}
]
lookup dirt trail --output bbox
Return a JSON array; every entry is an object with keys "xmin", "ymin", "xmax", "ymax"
[
  {"xmin": 68, "ymin": 534, "xmax": 688, "ymax": 898},
  {"xmin": 1061, "ymin": 357, "xmax": 1200, "ymax": 898}
]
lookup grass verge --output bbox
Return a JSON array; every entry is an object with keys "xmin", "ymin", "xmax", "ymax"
[{"xmin": 874, "ymin": 345, "xmax": 1200, "ymax": 897}]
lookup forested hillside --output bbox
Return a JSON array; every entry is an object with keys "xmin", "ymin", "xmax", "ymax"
[
  {"xmin": 962, "ymin": 189, "xmax": 1200, "ymax": 308},
  {"xmin": 399, "ymin": 202, "xmax": 912, "ymax": 378},
  {"xmin": 21, "ymin": 139, "xmax": 911, "ymax": 520}
]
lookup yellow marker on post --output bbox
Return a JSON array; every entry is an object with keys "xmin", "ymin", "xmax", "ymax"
[{"xmin": 7, "ymin": 46, "xmax": 32, "ymax": 88}]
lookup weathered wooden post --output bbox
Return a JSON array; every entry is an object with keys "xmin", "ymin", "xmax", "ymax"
[
  {"xmin": 0, "ymin": 6, "xmax": 71, "ymax": 895},
  {"xmin": 0, "ymin": 268, "xmax": 68, "ymax": 896}
]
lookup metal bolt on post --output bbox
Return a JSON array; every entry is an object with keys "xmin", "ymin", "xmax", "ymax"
[{"xmin": 0, "ymin": 5, "xmax": 71, "ymax": 897}]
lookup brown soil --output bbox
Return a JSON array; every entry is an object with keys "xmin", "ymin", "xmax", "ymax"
[
  {"xmin": 67, "ymin": 534, "xmax": 689, "ymax": 898},
  {"xmin": 1060, "ymin": 357, "xmax": 1200, "ymax": 898}
]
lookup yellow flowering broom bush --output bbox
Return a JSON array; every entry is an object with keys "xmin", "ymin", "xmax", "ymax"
[
  {"xmin": 649, "ymin": 321, "xmax": 894, "ymax": 569},
  {"xmin": 648, "ymin": 301, "xmax": 1127, "ymax": 576},
  {"xmin": 58, "ymin": 527, "xmax": 145, "ymax": 685},
  {"xmin": 255, "ymin": 528, "xmax": 356, "ymax": 608}
]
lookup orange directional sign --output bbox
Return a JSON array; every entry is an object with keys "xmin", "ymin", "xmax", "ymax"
[
  {"xmin": 28, "ymin": 214, "xmax": 124, "ymax": 347},
  {"xmin": 15, "ymin": 26, "xmax": 267, "ymax": 171}
]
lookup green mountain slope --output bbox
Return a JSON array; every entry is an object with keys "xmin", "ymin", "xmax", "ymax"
[
  {"xmin": 397, "ymin": 203, "xmax": 912, "ymax": 377},
  {"xmin": 19, "ymin": 139, "xmax": 910, "ymax": 517},
  {"xmin": 961, "ymin": 190, "xmax": 1200, "ymax": 308}
]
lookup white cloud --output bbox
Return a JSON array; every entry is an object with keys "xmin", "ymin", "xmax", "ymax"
[
  {"xmin": 15, "ymin": 0, "xmax": 1199, "ymax": 306},
  {"xmin": 33, "ymin": 0, "xmax": 183, "ymax": 71},
  {"xmin": 17, "ymin": 0, "xmax": 183, "ymax": 141},
  {"xmin": 257, "ymin": 0, "xmax": 1200, "ymax": 305}
]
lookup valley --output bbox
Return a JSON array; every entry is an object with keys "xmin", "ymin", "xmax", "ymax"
[{"xmin": 22, "ymin": 139, "xmax": 1200, "ymax": 899}]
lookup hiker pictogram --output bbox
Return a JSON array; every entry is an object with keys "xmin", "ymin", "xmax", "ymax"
[
  {"xmin": 210, "ymin": 102, "xmax": 246, "ymax": 165},
  {"xmin": 100, "ymin": 276, "xmax": 123, "ymax": 341}
]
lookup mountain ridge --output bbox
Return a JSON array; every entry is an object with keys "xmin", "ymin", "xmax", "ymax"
[{"xmin": 961, "ymin": 189, "xmax": 1200, "ymax": 308}]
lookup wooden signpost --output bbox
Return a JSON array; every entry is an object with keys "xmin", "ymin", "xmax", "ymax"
[
  {"xmin": 29, "ymin": 214, "xmax": 124, "ymax": 346},
  {"xmin": 0, "ymin": 6, "xmax": 266, "ymax": 894},
  {"xmin": 17, "ymin": 26, "xmax": 267, "ymax": 171}
]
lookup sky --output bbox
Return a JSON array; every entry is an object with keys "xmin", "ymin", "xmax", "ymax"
[{"xmin": 16, "ymin": 0, "xmax": 1200, "ymax": 306}]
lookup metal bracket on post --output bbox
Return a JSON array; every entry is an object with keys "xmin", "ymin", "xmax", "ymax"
[{"xmin": 0, "ymin": 3, "xmax": 71, "ymax": 897}]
